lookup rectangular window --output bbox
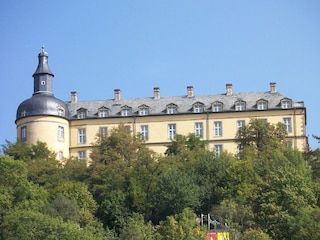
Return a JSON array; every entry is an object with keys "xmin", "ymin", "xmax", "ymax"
[
  {"xmin": 58, "ymin": 151, "xmax": 64, "ymax": 160},
  {"xmin": 195, "ymin": 122, "xmax": 203, "ymax": 137},
  {"xmin": 78, "ymin": 151, "xmax": 86, "ymax": 160},
  {"xmin": 214, "ymin": 121, "xmax": 222, "ymax": 136},
  {"xmin": 58, "ymin": 126, "xmax": 64, "ymax": 140},
  {"xmin": 78, "ymin": 111, "xmax": 86, "ymax": 119},
  {"xmin": 237, "ymin": 120, "xmax": 245, "ymax": 129},
  {"xmin": 21, "ymin": 126, "xmax": 27, "ymax": 141},
  {"xmin": 213, "ymin": 103, "xmax": 222, "ymax": 112},
  {"xmin": 99, "ymin": 127, "xmax": 108, "ymax": 141},
  {"xmin": 168, "ymin": 124, "xmax": 176, "ymax": 139},
  {"xmin": 78, "ymin": 128, "xmax": 86, "ymax": 144},
  {"xmin": 122, "ymin": 109, "xmax": 131, "ymax": 116},
  {"xmin": 167, "ymin": 107, "xmax": 177, "ymax": 114},
  {"xmin": 139, "ymin": 108, "xmax": 148, "ymax": 116},
  {"xmin": 282, "ymin": 100, "xmax": 291, "ymax": 109},
  {"xmin": 214, "ymin": 145, "xmax": 223, "ymax": 156},
  {"xmin": 258, "ymin": 101, "xmax": 267, "ymax": 110},
  {"xmin": 140, "ymin": 125, "xmax": 149, "ymax": 140},
  {"xmin": 236, "ymin": 102, "xmax": 245, "ymax": 111},
  {"xmin": 99, "ymin": 110, "xmax": 108, "ymax": 117},
  {"xmin": 283, "ymin": 118, "xmax": 292, "ymax": 133},
  {"xmin": 194, "ymin": 105, "xmax": 203, "ymax": 113}
]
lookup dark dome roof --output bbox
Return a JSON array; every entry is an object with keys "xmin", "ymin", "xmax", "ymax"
[{"xmin": 16, "ymin": 93, "xmax": 70, "ymax": 120}]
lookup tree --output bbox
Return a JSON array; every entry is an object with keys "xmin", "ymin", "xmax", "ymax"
[
  {"xmin": 151, "ymin": 168, "xmax": 201, "ymax": 222},
  {"xmin": 157, "ymin": 208, "xmax": 206, "ymax": 240},
  {"xmin": 236, "ymin": 119, "xmax": 287, "ymax": 158}
]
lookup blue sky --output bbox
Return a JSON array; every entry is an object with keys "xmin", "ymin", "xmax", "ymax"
[{"xmin": 1, "ymin": 1, "xmax": 319, "ymax": 150}]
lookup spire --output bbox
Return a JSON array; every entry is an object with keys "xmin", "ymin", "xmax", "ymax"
[
  {"xmin": 32, "ymin": 47, "xmax": 54, "ymax": 95},
  {"xmin": 32, "ymin": 46, "xmax": 54, "ymax": 77}
]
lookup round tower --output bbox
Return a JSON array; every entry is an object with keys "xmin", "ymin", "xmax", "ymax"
[{"xmin": 16, "ymin": 48, "xmax": 70, "ymax": 160}]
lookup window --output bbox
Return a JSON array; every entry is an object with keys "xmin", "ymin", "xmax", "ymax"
[
  {"xmin": 257, "ymin": 101, "xmax": 267, "ymax": 110},
  {"xmin": 167, "ymin": 104, "xmax": 177, "ymax": 114},
  {"xmin": 41, "ymin": 80, "xmax": 46, "ymax": 85},
  {"xmin": 193, "ymin": 103, "xmax": 204, "ymax": 113},
  {"xmin": 21, "ymin": 126, "xmax": 27, "ymax": 141},
  {"xmin": 281, "ymin": 99, "xmax": 292, "ymax": 109},
  {"xmin": 121, "ymin": 107, "xmax": 131, "ymax": 116},
  {"xmin": 21, "ymin": 110, "xmax": 27, "ymax": 117},
  {"xmin": 125, "ymin": 125, "xmax": 131, "ymax": 133},
  {"xmin": 57, "ymin": 108, "xmax": 64, "ymax": 116},
  {"xmin": 214, "ymin": 121, "xmax": 222, "ymax": 136},
  {"xmin": 213, "ymin": 102, "xmax": 223, "ymax": 112},
  {"xmin": 78, "ymin": 151, "xmax": 86, "ymax": 160},
  {"xmin": 235, "ymin": 101, "xmax": 246, "ymax": 111},
  {"xmin": 168, "ymin": 124, "xmax": 176, "ymax": 139},
  {"xmin": 214, "ymin": 145, "xmax": 223, "ymax": 156},
  {"xmin": 99, "ymin": 127, "xmax": 108, "ymax": 141},
  {"xmin": 285, "ymin": 141, "xmax": 293, "ymax": 148},
  {"xmin": 78, "ymin": 128, "xmax": 86, "ymax": 144},
  {"xmin": 195, "ymin": 122, "xmax": 203, "ymax": 137},
  {"xmin": 237, "ymin": 120, "xmax": 245, "ymax": 129},
  {"xmin": 139, "ymin": 105, "xmax": 149, "ymax": 116},
  {"xmin": 140, "ymin": 125, "xmax": 149, "ymax": 140},
  {"xmin": 77, "ymin": 110, "xmax": 86, "ymax": 119},
  {"xmin": 237, "ymin": 144, "xmax": 244, "ymax": 154},
  {"xmin": 283, "ymin": 118, "xmax": 292, "ymax": 133},
  {"xmin": 99, "ymin": 109, "xmax": 108, "ymax": 117},
  {"xmin": 58, "ymin": 151, "xmax": 64, "ymax": 160},
  {"xmin": 58, "ymin": 126, "xmax": 64, "ymax": 140}
]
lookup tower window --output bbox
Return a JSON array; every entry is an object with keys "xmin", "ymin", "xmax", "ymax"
[
  {"xmin": 41, "ymin": 81, "xmax": 46, "ymax": 85},
  {"xmin": 21, "ymin": 126, "xmax": 27, "ymax": 141},
  {"xmin": 58, "ymin": 126, "xmax": 64, "ymax": 141}
]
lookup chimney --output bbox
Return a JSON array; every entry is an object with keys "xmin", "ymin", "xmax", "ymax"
[
  {"xmin": 71, "ymin": 91, "xmax": 77, "ymax": 103},
  {"xmin": 187, "ymin": 86, "xmax": 194, "ymax": 97},
  {"xmin": 270, "ymin": 82, "xmax": 277, "ymax": 93},
  {"xmin": 153, "ymin": 87, "xmax": 160, "ymax": 99},
  {"xmin": 114, "ymin": 89, "xmax": 121, "ymax": 101},
  {"xmin": 226, "ymin": 83, "xmax": 233, "ymax": 95}
]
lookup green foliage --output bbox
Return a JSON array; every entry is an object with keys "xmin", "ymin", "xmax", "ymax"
[
  {"xmin": 157, "ymin": 208, "xmax": 206, "ymax": 240},
  {"xmin": 236, "ymin": 119, "xmax": 287, "ymax": 157}
]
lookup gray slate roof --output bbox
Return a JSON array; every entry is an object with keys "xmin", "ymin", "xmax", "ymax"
[{"xmin": 66, "ymin": 91, "xmax": 305, "ymax": 119}]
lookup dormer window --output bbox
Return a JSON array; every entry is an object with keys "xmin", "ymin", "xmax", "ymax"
[
  {"xmin": 77, "ymin": 108, "xmax": 87, "ymax": 119},
  {"xmin": 193, "ymin": 102, "xmax": 204, "ymax": 113},
  {"xmin": 121, "ymin": 106, "xmax": 132, "ymax": 116},
  {"xmin": 21, "ymin": 110, "xmax": 27, "ymax": 117},
  {"xmin": 98, "ymin": 107, "xmax": 109, "ymax": 118},
  {"xmin": 212, "ymin": 101, "xmax": 223, "ymax": 112},
  {"xmin": 235, "ymin": 101, "xmax": 246, "ymax": 111},
  {"xmin": 57, "ymin": 107, "xmax": 65, "ymax": 116},
  {"xmin": 281, "ymin": 98, "xmax": 292, "ymax": 109},
  {"xmin": 167, "ymin": 104, "xmax": 177, "ymax": 114},
  {"xmin": 257, "ymin": 100, "xmax": 268, "ymax": 110},
  {"xmin": 139, "ymin": 105, "xmax": 149, "ymax": 116}
]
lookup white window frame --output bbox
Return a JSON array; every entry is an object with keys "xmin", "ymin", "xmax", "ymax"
[
  {"xmin": 57, "ymin": 108, "xmax": 64, "ymax": 116},
  {"xmin": 214, "ymin": 145, "xmax": 223, "ymax": 156},
  {"xmin": 78, "ymin": 128, "xmax": 86, "ymax": 144},
  {"xmin": 213, "ymin": 102, "xmax": 223, "ymax": 112},
  {"xmin": 58, "ymin": 151, "xmax": 64, "ymax": 160},
  {"xmin": 283, "ymin": 118, "xmax": 292, "ymax": 133},
  {"xmin": 193, "ymin": 104, "xmax": 204, "ymax": 113},
  {"xmin": 139, "ymin": 107, "xmax": 149, "ymax": 116},
  {"xmin": 237, "ymin": 120, "xmax": 245, "ymax": 129},
  {"xmin": 257, "ymin": 101, "xmax": 267, "ymax": 110},
  {"xmin": 235, "ymin": 101, "xmax": 246, "ymax": 111},
  {"xmin": 78, "ymin": 151, "xmax": 86, "ymax": 160},
  {"xmin": 140, "ymin": 125, "xmax": 149, "ymax": 140},
  {"xmin": 167, "ymin": 106, "xmax": 177, "ymax": 114},
  {"xmin": 99, "ymin": 109, "xmax": 108, "ymax": 117},
  {"xmin": 21, "ymin": 110, "xmax": 27, "ymax": 117},
  {"xmin": 58, "ymin": 126, "xmax": 64, "ymax": 140},
  {"xmin": 214, "ymin": 121, "xmax": 222, "ymax": 137},
  {"xmin": 77, "ymin": 110, "xmax": 86, "ymax": 119},
  {"xmin": 281, "ymin": 100, "xmax": 292, "ymax": 109},
  {"xmin": 121, "ymin": 108, "xmax": 131, "ymax": 116},
  {"xmin": 195, "ymin": 122, "xmax": 203, "ymax": 137},
  {"xmin": 168, "ymin": 124, "xmax": 176, "ymax": 139},
  {"xmin": 21, "ymin": 126, "xmax": 27, "ymax": 141},
  {"xmin": 99, "ymin": 127, "xmax": 108, "ymax": 140}
]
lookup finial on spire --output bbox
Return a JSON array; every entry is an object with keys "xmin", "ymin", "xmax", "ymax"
[{"xmin": 42, "ymin": 45, "xmax": 45, "ymax": 52}]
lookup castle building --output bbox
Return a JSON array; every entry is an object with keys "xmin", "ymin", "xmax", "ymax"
[{"xmin": 16, "ymin": 49, "xmax": 308, "ymax": 160}]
